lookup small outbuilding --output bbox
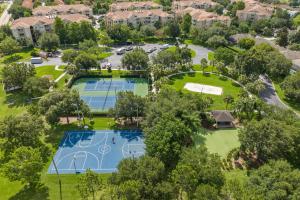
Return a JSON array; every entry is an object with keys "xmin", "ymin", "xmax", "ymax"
[{"xmin": 211, "ymin": 110, "xmax": 235, "ymax": 128}]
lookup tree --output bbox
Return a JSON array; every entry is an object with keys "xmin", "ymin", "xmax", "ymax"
[
  {"xmin": 245, "ymin": 79, "xmax": 266, "ymax": 95},
  {"xmin": 140, "ymin": 25, "xmax": 156, "ymax": 37},
  {"xmin": 38, "ymin": 32, "xmax": 60, "ymax": 52},
  {"xmin": 238, "ymin": 119, "xmax": 295, "ymax": 161},
  {"xmin": 144, "ymin": 113, "xmax": 193, "ymax": 167},
  {"xmin": 8, "ymin": 4, "xmax": 31, "ymax": 19},
  {"xmin": 38, "ymin": 89, "xmax": 90, "ymax": 124},
  {"xmin": 193, "ymin": 184, "xmax": 220, "ymax": 200},
  {"xmin": 200, "ymin": 58, "xmax": 208, "ymax": 73},
  {"xmin": 79, "ymin": 21, "xmax": 97, "ymax": 42},
  {"xmin": 172, "ymin": 147, "xmax": 224, "ymax": 199},
  {"xmin": 2, "ymin": 147, "xmax": 44, "ymax": 186},
  {"xmin": 267, "ymin": 51, "xmax": 292, "ymax": 79},
  {"xmin": 0, "ymin": 113, "xmax": 44, "ymax": 156},
  {"xmin": 152, "ymin": 49, "xmax": 178, "ymax": 70},
  {"xmin": 233, "ymin": 96, "xmax": 259, "ymax": 120},
  {"xmin": 237, "ymin": 160, "xmax": 300, "ymax": 199},
  {"xmin": 0, "ymin": 36, "xmax": 21, "ymax": 55},
  {"xmin": 143, "ymin": 88, "xmax": 211, "ymax": 167},
  {"xmin": 223, "ymin": 95, "xmax": 234, "ymax": 109},
  {"xmin": 61, "ymin": 49, "xmax": 79, "ymax": 64},
  {"xmin": 79, "ymin": 39, "xmax": 97, "ymax": 50},
  {"xmin": 280, "ymin": 71, "xmax": 300, "ymax": 102},
  {"xmin": 214, "ymin": 47, "xmax": 235, "ymax": 65},
  {"xmin": 121, "ymin": 48, "xmax": 149, "ymax": 70},
  {"xmin": 276, "ymin": 27, "xmax": 289, "ymax": 47},
  {"xmin": 77, "ymin": 169, "xmax": 102, "ymax": 200},
  {"xmin": 2, "ymin": 63, "xmax": 35, "ymax": 89},
  {"xmin": 130, "ymin": 30, "xmax": 143, "ymax": 44},
  {"xmin": 110, "ymin": 91, "xmax": 145, "ymax": 123},
  {"xmin": 109, "ymin": 156, "xmax": 176, "ymax": 199},
  {"xmin": 23, "ymin": 77, "xmax": 51, "ymax": 97},
  {"xmin": 107, "ymin": 24, "xmax": 130, "ymax": 43},
  {"xmin": 238, "ymin": 37, "xmax": 255, "ymax": 49},
  {"xmin": 207, "ymin": 35, "xmax": 228, "ymax": 48},
  {"xmin": 74, "ymin": 53, "xmax": 98, "ymax": 71},
  {"xmin": 164, "ymin": 21, "xmax": 180, "ymax": 38},
  {"xmin": 53, "ymin": 17, "xmax": 67, "ymax": 44},
  {"xmin": 181, "ymin": 13, "xmax": 192, "ymax": 34}
]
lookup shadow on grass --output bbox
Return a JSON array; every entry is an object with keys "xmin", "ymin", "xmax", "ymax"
[
  {"xmin": 5, "ymin": 90, "xmax": 30, "ymax": 108},
  {"xmin": 219, "ymin": 76, "xmax": 228, "ymax": 81},
  {"xmin": 187, "ymin": 72, "xmax": 196, "ymax": 77},
  {"xmin": 45, "ymin": 123, "xmax": 79, "ymax": 147},
  {"xmin": 9, "ymin": 183, "xmax": 49, "ymax": 200}
]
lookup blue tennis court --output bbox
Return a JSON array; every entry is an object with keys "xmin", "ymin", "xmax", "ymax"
[
  {"xmin": 48, "ymin": 130, "xmax": 145, "ymax": 174},
  {"xmin": 81, "ymin": 96, "xmax": 116, "ymax": 110},
  {"xmin": 84, "ymin": 80, "xmax": 135, "ymax": 92}
]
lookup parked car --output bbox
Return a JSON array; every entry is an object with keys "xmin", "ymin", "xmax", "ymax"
[
  {"xmin": 126, "ymin": 46, "xmax": 133, "ymax": 51},
  {"xmin": 146, "ymin": 47, "xmax": 157, "ymax": 54},
  {"xmin": 31, "ymin": 57, "xmax": 43, "ymax": 64},
  {"xmin": 160, "ymin": 44, "xmax": 170, "ymax": 50},
  {"xmin": 116, "ymin": 48, "xmax": 126, "ymax": 55}
]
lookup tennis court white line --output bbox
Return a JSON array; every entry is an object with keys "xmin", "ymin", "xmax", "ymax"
[
  {"xmin": 51, "ymin": 132, "xmax": 69, "ymax": 171},
  {"xmin": 99, "ymin": 132, "xmax": 109, "ymax": 169},
  {"xmin": 79, "ymin": 132, "xmax": 95, "ymax": 148}
]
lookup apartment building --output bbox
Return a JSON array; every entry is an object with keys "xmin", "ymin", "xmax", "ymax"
[
  {"xmin": 32, "ymin": 4, "xmax": 92, "ymax": 17},
  {"xmin": 172, "ymin": 0, "xmax": 217, "ymax": 11},
  {"xmin": 109, "ymin": 1, "xmax": 162, "ymax": 12},
  {"xmin": 176, "ymin": 8, "xmax": 231, "ymax": 28},
  {"xmin": 236, "ymin": 0, "xmax": 273, "ymax": 21},
  {"xmin": 105, "ymin": 9, "xmax": 173, "ymax": 27},
  {"xmin": 22, "ymin": 0, "xmax": 33, "ymax": 9},
  {"xmin": 11, "ymin": 14, "xmax": 91, "ymax": 43}
]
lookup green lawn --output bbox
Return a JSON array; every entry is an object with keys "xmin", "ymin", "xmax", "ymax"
[
  {"xmin": 168, "ymin": 72, "xmax": 242, "ymax": 110},
  {"xmin": 194, "ymin": 129, "xmax": 240, "ymax": 158},
  {"xmin": 208, "ymin": 52, "xmax": 215, "ymax": 61},
  {"xmin": 36, "ymin": 65, "xmax": 64, "ymax": 80},
  {"xmin": 0, "ymin": 117, "xmax": 115, "ymax": 200},
  {"xmin": 192, "ymin": 64, "xmax": 216, "ymax": 72},
  {"xmin": 0, "ymin": 84, "xmax": 28, "ymax": 120},
  {"xmin": 0, "ymin": 48, "xmax": 37, "ymax": 64},
  {"xmin": 274, "ymin": 82, "xmax": 300, "ymax": 114}
]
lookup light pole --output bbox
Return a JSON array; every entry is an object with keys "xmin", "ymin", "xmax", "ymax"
[
  {"xmin": 73, "ymin": 155, "xmax": 77, "ymax": 174},
  {"xmin": 52, "ymin": 158, "xmax": 62, "ymax": 200}
]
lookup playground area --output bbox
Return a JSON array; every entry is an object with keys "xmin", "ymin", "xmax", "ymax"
[
  {"xmin": 71, "ymin": 78, "xmax": 148, "ymax": 112},
  {"xmin": 48, "ymin": 130, "xmax": 145, "ymax": 174}
]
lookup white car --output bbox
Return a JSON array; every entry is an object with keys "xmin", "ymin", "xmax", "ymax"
[
  {"xmin": 160, "ymin": 44, "xmax": 170, "ymax": 50},
  {"xmin": 116, "ymin": 48, "xmax": 126, "ymax": 55}
]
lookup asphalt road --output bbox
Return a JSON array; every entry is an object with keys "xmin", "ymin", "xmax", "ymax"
[{"xmin": 259, "ymin": 75, "xmax": 288, "ymax": 109}]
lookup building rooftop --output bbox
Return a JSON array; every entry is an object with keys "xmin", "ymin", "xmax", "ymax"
[
  {"xmin": 172, "ymin": 0, "xmax": 217, "ymax": 7},
  {"xmin": 177, "ymin": 8, "xmax": 230, "ymax": 21},
  {"xmin": 22, "ymin": 0, "xmax": 33, "ymax": 9},
  {"xmin": 237, "ymin": 0, "xmax": 273, "ymax": 15},
  {"xmin": 110, "ymin": 1, "xmax": 161, "ymax": 10},
  {"xmin": 106, "ymin": 9, "xmax": 172, "ymax": 21},
  {"xmin": 211, "ymin": 110, "xmax": 235, "ymax": 122},
  {"xmin": 11, "ymin": 14, "xmax": 90, "ymax": 29},
  {"xmin": 32, "ymin": 4, "xmax": 91, "ymax": 15}
]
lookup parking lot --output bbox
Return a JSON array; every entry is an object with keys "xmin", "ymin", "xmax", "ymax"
[{"xmin": 103, "ymin": 43, "xmax": 211, "ymax": 69}]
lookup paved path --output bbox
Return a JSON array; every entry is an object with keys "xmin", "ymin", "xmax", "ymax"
[
  {"xmin": 259, "ymin": 75, "xmax": 288, "ymax": 109},
  {"xmin": 0, "ymin": 1, "xmax": 12, "ymax": 26}
]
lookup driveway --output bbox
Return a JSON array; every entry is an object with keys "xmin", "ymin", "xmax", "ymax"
[
  {"xmin": 30, "ymin": 57, "xmax": 67, "ymax": 67},
  {"xmin": 259, "ymin": 75, "xmax": 288, "ymax": 109},
  {"xmin": 0, "ymin": 1, "xmax": 12, "ymax": 26},
  {"xmin": 187, "ymin": 44, "xmax": 212, "ymax": 65}
]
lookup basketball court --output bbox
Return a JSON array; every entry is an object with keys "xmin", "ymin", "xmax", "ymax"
[{"xmin": 48, "ymin": 130, "xmax": 145, "ymax": 174}]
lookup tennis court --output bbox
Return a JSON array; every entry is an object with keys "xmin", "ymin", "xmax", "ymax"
[
  {"xmin": 48, "ymin": 130, "xmax": 145, "ymax": 174},
  {"xmin": 72, "ymin": 78, "xmax": 148, "ymax": 112}
]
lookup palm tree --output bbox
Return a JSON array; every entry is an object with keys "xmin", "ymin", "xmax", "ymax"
[
  {"xmin": 200, "ymin": 58, "xmax": 208, "ymax": 74},
  {"xmin": 223, "ymin": 95, "xmax": 234, "ymax": 110}
]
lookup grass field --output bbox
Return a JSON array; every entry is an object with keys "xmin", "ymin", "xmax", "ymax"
[
  {"xmin": 0, "ymin": 117, "xmax": 115, "ymax": 200},
  {"xmin": 0, "ymin": 48, "xmax": 36, "ymax": 64},
  {"xmin": 36, "ymin": 65, "xmax": 64, "ymax": 80},
  {"xmin": 168, "ymin": 72, "xmax": 242, "ymax": 110},
  {"xmin": 274, "ymin": 82, "xmax": 300, "ymax": 114},
  {"xmin": 194, "ymin": 129, "xmax": 240, "ymax": 158}
]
